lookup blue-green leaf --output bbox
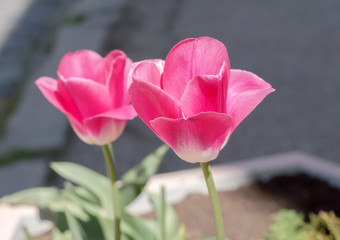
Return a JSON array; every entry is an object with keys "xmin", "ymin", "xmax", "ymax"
[
  {"xmin": 0, "ymin": 187, "xmax": 60, "ymax": 208},
  {"xmin": 148, "ymin": 192, "xmax": 179, "ymax": 240},
  {"xmin": 65, "ymin": 209, "xmax": 86, "ymax": 240},
  {"xmin": 51, "ymin": 162, "xmax": 113, "ymax": 217},
  {"xmin": 120, "ymin": 145, "xmax": 169, "ymax": 206},
  {"xmin": 121, "ymin": 210, "xmax": 156, "ymax": 240}
]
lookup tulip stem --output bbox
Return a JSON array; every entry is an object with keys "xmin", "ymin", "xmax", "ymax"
[
  {"xmin": 200, "ymin": 162, "xmax": 225, "ymax": 240},
  {"xmin": 102, "ymin": 144, "xmax": 121, "ymax": 240},
  {"xmin": 161, "ymin": 186, "xmax": 166, "ymax": 240}
]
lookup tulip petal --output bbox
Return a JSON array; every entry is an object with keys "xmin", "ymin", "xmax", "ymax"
[
  {"xmin": 83, "ymin": 117, "xmax": 126, "ymax": 145},
  {"xmin": 162, "ymin": 37, "xmax": 230, "ymax": 100},
  {"xmin": 128, "ymin": 59, "xmax": 165, "ymax": 89},
  {"xmin": 67, "ymin": 116, "xmax": 92, "ymax": 144},
  {"xmin": 227, "ymin": 69, "xmax": 275, "ymax": 132},
  {"xmin": 77, "ymin": 105, "xmax": 135, "ymax": 145},
  {"xmin": 36, "ymin": 77, "xmax": 83, "ymax": 122},
  {"xmin": 57, "ymin": 75, "xmax": 83, "ymax": 121},
  {"xmin": 93, "ymin": 105, "xmax": 137, "ymax": 121},
  {"xmin": 132, "ymin": 61, "xmax": 163, "ymax": 87},
  {"xmin": 105, "ymin": 50, "xmax": 129, "ymax": 107},
  {"xmin": 35, "ymin": 77, "xmax": 66, "ymax": 114},
  {"xmin": 58, "ymin": 50, "xmax": 105, "ymax": 83},
  {"xmin": 129, "ymin": 72, "xmax": 182, "ymax": 129},
  {"xmin": 110, "ymin": 105, "xmax": 137, "ymax": 120},
  {"xmin": 150, "ymin": 112, "xmax": 232, "ymax": 163},
  {"xmin": 180, "ymin": 61, "xmax": 229, "ymax": 118},
  {"xmin": 124, "ymin": 57, "xmax": 133, "ymax": 91},
  {"xmin": 64, "ymin": 77, "xmax": 112, "ymax": 119}
]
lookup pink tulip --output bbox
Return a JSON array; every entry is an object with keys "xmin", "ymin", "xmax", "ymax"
[
  {"xmin": 36, "ymin": 50, "xmax": 137, "ymax": 145},
  {"xmin": 129, "ymin": 37, "xmax": 274, "ymax": 163}
]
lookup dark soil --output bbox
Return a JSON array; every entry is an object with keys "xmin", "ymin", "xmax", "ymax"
[{"xmin": 170, "ymin": 174, "xmax": 340, "ymax": 240}]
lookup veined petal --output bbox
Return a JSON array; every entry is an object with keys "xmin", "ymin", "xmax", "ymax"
[
  {"xmin": 64, "ymin": 77, "xmax": 112, "ymax": 119},
  {"xmin": 58, "ymin": 50, "xmax": 105, "ymax": 83},
  {"xmin": 124, "ymin": 57, "xmax": 133, "ymax": 93},
  {"xmin": 162, "ymin": 37, "xmax": 230, "ymax": 100},
  {"xmin": 110, "ymin": 105, "xmax": 137, "ymax": 120},
  {"xmin": 105, "ymin": 50, "xmax": 129, "ymax": 108},
  {"xmin": 150, "ymin": 112, "xmax": 232, "ymax": 163},
  {"xmin": 129, "ymin": 79, "xmax": 182, "ymax": 129},
  {"xmin": 133, "ymin": 62, "xmax": 163, "ymax": 87},
  {"xmin": 36, "ymin": 76, "xmax": 85, "ymax": 124},
  {"xmin": 227, "ymin": 69, "xmax": 275, "ymax": 132},
  {"xmin": 56, "ymin": 75, "xmax": 83, "ymax": 121},
  {"xmin": 93, "ymin": 105, "xmax": 137, "ymax": 121},
  {"xmin": 127, "ymin": 59, "xmax": 165, "ymax": 106},
  {"xmin": 180, "ymin": 61, "xmax": 229, "ymax": 118}
]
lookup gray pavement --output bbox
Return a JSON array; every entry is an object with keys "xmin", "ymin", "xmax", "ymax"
[
  {"xmin": 0, "ymin": 0, "xmax": 72, "ymax": 97},
  {"xmin": 103, "ymin": 0, "xmax": 340, "ymax": 166},
  {"xmin": 0, "ymin": 0, "xmax": 127, "ymax": 196},
  {"xmin": 0, "ymin": 0, "xmax": 340, "ymax": 196}
]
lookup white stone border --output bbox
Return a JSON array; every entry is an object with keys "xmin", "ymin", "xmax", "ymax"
[
  {"xmin": 127, "ymin": 151, "xmax": 340, "ymax": 215},
  {"xmin": 0, "ymin": 205, "xmax": 52, "ymax": 240}
]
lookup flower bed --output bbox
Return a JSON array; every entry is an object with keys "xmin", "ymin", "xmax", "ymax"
[{"xmin": 172, "ymin": 173, "xmax": 340, "ymax": 240}]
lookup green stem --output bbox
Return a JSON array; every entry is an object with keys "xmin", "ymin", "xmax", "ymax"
[
  {"xmin": 161, "ymin": 186, "xmax": 166, "ymax": 240},
  {"xmin": 200, "ymin": 162, "xmax": 225, "ymax": 240},
  {"xmin": 102, "ymin": 144, "xmax": 121, "ymax": 240},
  {"xmin": 23, "ymin": 226, "xmax": 34, "ymax": 240}
]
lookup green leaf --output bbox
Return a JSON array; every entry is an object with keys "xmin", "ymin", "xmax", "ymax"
[
  {"xmin": 121, "ymin": 210, "xmax": 156, "ymax": 240},
  {"xmin": 122, "ymin": 144, "xmax": 168, "ymax": 184},
  {"xmin": 175, "ymin": 224, "xmax": 186, "ymax": 240},
  {"xmin": 22, "ymin": 226, "xmax": 34, "ymax": 240},
  {"xmin": 48, "ymin": 198, "xmax": 89, "ymax": 222},
  {"xmin": 65, "ymin": 210, "xmax": 86, "ymax": 240},
  {"xmin": 70, "ymin": 184, "xmax": 99, "ymax": 204},
  {"xmin": 51, "ymin": 162, "xmax": 113, "ymax": 217},
  {"xmin": 0, "ymin": 187, "xmax": 60, "ymax": 208},
  {"xmin": 64, "ymin": 182, "xmax": 115, "ymax": 240},
  {"xmin": 197, "ymin": 238, "xmax": 230, "ymax": 240},
  {"xmin": 1, "ymin": 185, "xmax": 91, "ymax": 223},
  {"xmin": 120, "ymin": 145, "xmax": 169, "ymax": 206},
  {"xmin": 52, "ymin": 228, "xmax": 73, "ymax": 240},
  {"xmin": 148, "ymin": 191, "xmax": 179, "ymax": 240},
  {"xmin": 97, "ymin": 217, "xmax": 114, "ymax": 240}
]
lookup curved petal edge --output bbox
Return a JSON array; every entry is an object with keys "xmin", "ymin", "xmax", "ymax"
[{"xmin": 150, "ymin": 112, "xmax": 232, "ymax": 163}]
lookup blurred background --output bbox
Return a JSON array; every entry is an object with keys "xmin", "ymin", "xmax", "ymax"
[{"xmin": 0, "ymin": 0, "xmax": 339, "ymax": 196}]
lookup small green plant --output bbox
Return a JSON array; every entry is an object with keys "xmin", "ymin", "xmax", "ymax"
[
  {"xmin": 259, "ymin": 209, "xmax": 305, "ymax": 240},
  {"xmin": 304, "ymin": 211, "xmax": 340, "ymax": 240},
  {"xmin": 259, "ymin": 209, "xmax": 340, "ymax": 240}
]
